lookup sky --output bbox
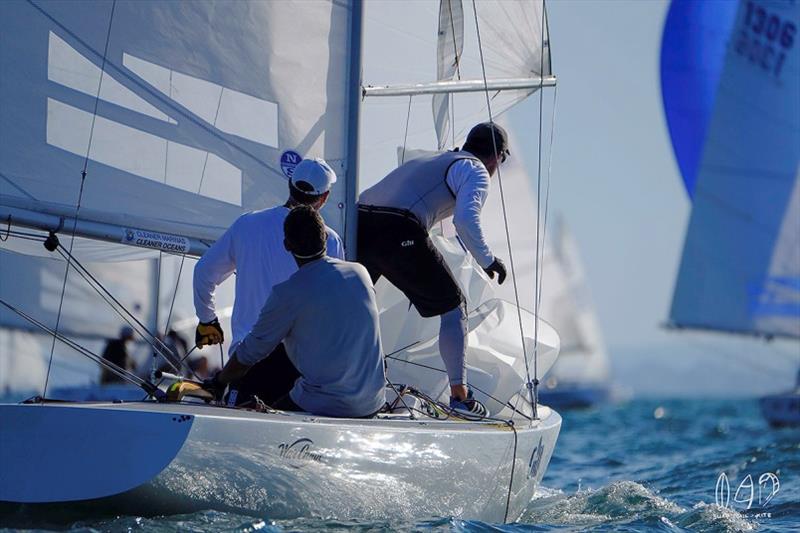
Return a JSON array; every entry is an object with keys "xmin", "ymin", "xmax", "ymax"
[
  {"xmin": 510, "ymin": 0, "xmax": 799, "ymax": 396},
  {"xmin": 362, "ymin": 0, "xmax": 799, "ymax": 397}
]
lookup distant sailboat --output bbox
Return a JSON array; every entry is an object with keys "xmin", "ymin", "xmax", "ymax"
[
  {"xmin": 661, "ymin": 0, "xmax": 800, "ymax": 426},
  {"xmin": 536, "ymin": 218, "xmax": 611, "ymax": 408}
]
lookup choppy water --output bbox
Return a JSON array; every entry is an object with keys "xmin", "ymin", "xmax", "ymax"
[{"xmin": 2, "ymin": 398, "xmax": 797, "ymax": 532}]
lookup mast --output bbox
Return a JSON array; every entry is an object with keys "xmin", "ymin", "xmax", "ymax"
[{"xmin": 343, "ymin": 0, "xmax": 364, "ymax": 260}]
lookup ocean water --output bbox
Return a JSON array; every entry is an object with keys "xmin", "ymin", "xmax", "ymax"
[{"xmin": 1, "ymin": 398, "xmax": 797, "ymax": 532}]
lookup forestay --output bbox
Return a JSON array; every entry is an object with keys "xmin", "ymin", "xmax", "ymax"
[
  {"xmin": 0, "ymin": 0, "xmax": 354, "ymax": 257},
  {"xmin": 668, "ymin": 0, "xmax": 800, "ymax": 338}
]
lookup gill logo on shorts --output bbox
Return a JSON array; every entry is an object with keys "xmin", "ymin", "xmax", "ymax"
[{"xmin": 401, "ymin": 240, "xmax": 415, "ymax": 247}]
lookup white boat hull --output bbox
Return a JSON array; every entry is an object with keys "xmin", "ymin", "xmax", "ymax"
[{"xmin": 0, "ymin": 402, "xmax": 561, "ymax": 523}]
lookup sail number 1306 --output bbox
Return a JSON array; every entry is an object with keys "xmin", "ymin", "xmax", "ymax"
[{"xmin": 735, "ymin": 1, "xmax": 796, "ymax": 79}]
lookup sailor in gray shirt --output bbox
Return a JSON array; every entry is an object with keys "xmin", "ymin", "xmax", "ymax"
[{"xmin": 206, "ymin": 206, "xmax": 386, "ymax": 418}]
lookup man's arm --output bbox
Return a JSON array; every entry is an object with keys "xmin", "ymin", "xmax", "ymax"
[
  {"xmin": 447, "ymin": 159, "xmax": 495, "ymax": 268},
  {"xmin": 213, "ymin": 285, "xmax": 295, "ymax": 387},
  {"xmin": 230, "ymin": 285, "xmax": 295, "ymax": 367},
  {"xmin": 193, "ymin": 222, "xmax": 238, "ymax": 323},
  {"xmin": 326, "ymin": 227, "xmax": 346, "ymax": 260}
]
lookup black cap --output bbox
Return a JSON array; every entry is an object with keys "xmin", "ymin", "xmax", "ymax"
[{"xmin": 465, "ymin": 122, "xmax": 510, "ymax": 157}]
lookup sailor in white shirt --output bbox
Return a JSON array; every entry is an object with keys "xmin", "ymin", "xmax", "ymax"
[
  {"xmin": 204, "ymin": 206, "xmax": 386, "ymax": 418},
  {"xmin": 357, "ymin": 122, "xmax": 510, "ymax": 418},
  {"xmin": 193, "ymin": 158, "xmax": 345, "ymax": 406}
]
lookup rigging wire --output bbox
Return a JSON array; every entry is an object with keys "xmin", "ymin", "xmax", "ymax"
[
  {"xmin": 400, "ymin": 94, "xmax": 413, "ymax": 165},
  {"xmin": 0, "ymin": 228, "xmax": 194, "ymax": 381},
  {"xmin": 385, "ymin": 353, "xmax": 533, "ymax": 422},
  {"xmin": 156, "ymin": 79, "xmax": 229, "ymax": 365},
  {"xmin": 470, "ymin": 0, "xmax": 536, "ymax": 418},
  {"xmin": 503, "ymin": 421, "xmax": 519, "ymax": 523},
  {"xmin": 0, "ymin": 298, "xmax": 156, "ymax": 395},
  {"xmin": 530, "ymin": 0, "xmax": 549, "ymax": 415},
  {"xmin": 533, "ymin": 85, "xmax": 559, "ymax": 387},
  {"xmin": 42, "ymin": 0, "xmax": 118, "ymax": 400},
  {"xmin": 52, "ymin": 244, "xmax": 194, "ymax": 379}
]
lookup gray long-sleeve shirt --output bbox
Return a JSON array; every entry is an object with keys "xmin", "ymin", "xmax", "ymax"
[{"xmin": 234, "ymin": 257, "xmax": 386, "ymax": 417}]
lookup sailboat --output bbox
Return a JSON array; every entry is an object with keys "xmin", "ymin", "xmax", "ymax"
[
  {"xmin": 536, "ymin": 218, "xmax": 611, "ymax": 408},
  {"xmin": 0, "ymin": 0, "xmax": 563, "ymax": 522},
  {"xmin": 661, "ymin": 0, "xmax": 800, "ymax": 426}
]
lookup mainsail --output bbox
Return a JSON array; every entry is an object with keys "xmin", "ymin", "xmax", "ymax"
[
  {"xmin": 0, "ymin": 0, "xmax": 361, "ymax": 393},
  {"xmin": 0, "ymin": 0, "xmax": 357, "ymax": 256},
  {"xmin": 664, "ymin": 0, "xmax": 800, "ymax": 338}
]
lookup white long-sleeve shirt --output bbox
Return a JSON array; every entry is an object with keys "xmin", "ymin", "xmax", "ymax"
[
  {"xmin": 446, "ymin": 157, "xmax": 494, "ymax": 268},
  {"xmin": 359, "ymin": 150, "xmax": 495, "ymax": 268},
  {"xmin": 193, "ymin": 206, "xmax": 345, "ymax": 353}
]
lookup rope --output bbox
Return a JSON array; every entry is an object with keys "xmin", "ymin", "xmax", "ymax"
[
  {"xmin": 155, "ymin": 79, "xmax": 228, "ymax": 361},
  {"xmin": 151, "ymin": 252, "xmax": 163, "ymax": 381},
  {"xmin": 470, "ymin": 0, "xmax": 535, "ymax": 417},
  {"xmin": 0, "ymin": 216, "xmax": 10, "ymax": 242},
  {"xmin": 400, "ymin": 94, "xmax": 413, "ymax": 164},
  {"xmin": 503, "ymin": 420, "xmax": 519, "ymax": 523},
  {"xmin": 385, "ymin": 354, "xmax": 533, "ymax": 422},
  {"xmin": 42, "ymin": 0, "xmax": 118, "ymax": 400},
  {"xmin": 53, "ymin": 244, "xmax": 192, "ymax": 378},
  {"xmin": 384, "ymin": 380, "xmax": 416, "ymax": 420}
]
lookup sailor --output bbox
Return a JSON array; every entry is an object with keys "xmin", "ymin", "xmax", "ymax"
[
  {"xmin": 204, "ymin": 206, "xmax": 387, "ymax": 418},
  {"xmin": 100, "ymin": 325, "xmax": 136, "ymax": 383},
  {"xmin": 357, "ymin": 122, "xmax": 510, "ymax": 417},
  {"xmin": 193, "ymin": 158, "xmax": 345, "ymax": 406}
]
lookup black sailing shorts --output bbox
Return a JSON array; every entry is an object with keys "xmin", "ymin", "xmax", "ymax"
[{"xmin": 357, "ymin": 206, "xmax": 464, "ymax": 318}]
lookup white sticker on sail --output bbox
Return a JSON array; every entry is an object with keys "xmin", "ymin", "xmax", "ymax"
[
  {"xmin": 123, "ymin": 53, "xmax": 278, "ymax": 147},
  {"xmin": 48, "ymin": 32, "xmax": 175, "ymax": 124},
  {"xmin": 46, "ymin": 98, "xmax": 242, "ymax": 206}
]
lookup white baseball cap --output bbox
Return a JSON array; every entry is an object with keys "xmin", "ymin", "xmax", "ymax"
[{"xmin": 290, "ymin": 158, "xmax": 337, "ymax": 195}]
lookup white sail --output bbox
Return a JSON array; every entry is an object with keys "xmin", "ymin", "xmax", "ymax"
[
  {"xmin": 0, "ymin": 0, "xmax": 354, "ymax": 254},
  {"xmin": 433, "ymin": 0, "xmax": 465, "ymax": 149}
]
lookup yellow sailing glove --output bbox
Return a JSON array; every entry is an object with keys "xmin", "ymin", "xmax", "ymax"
[{"xmin": 195, "ymin": 318, "xmax": 224, "ymax": 348}]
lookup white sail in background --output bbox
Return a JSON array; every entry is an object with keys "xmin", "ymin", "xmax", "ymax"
[
  {"xmin": 539, "ymin": 219, "xmax": 610, "ymax": 386},
  {"xmin": 473, "ymin": 123, "xmax": 608, "ymax": 388},
  {"xmin": 0, "ymin": 247, "xmax": 159, "ymax": 392},
  {"xmin": 0, "ymin": 0, "xmax": 354, "ymax": 253}
]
